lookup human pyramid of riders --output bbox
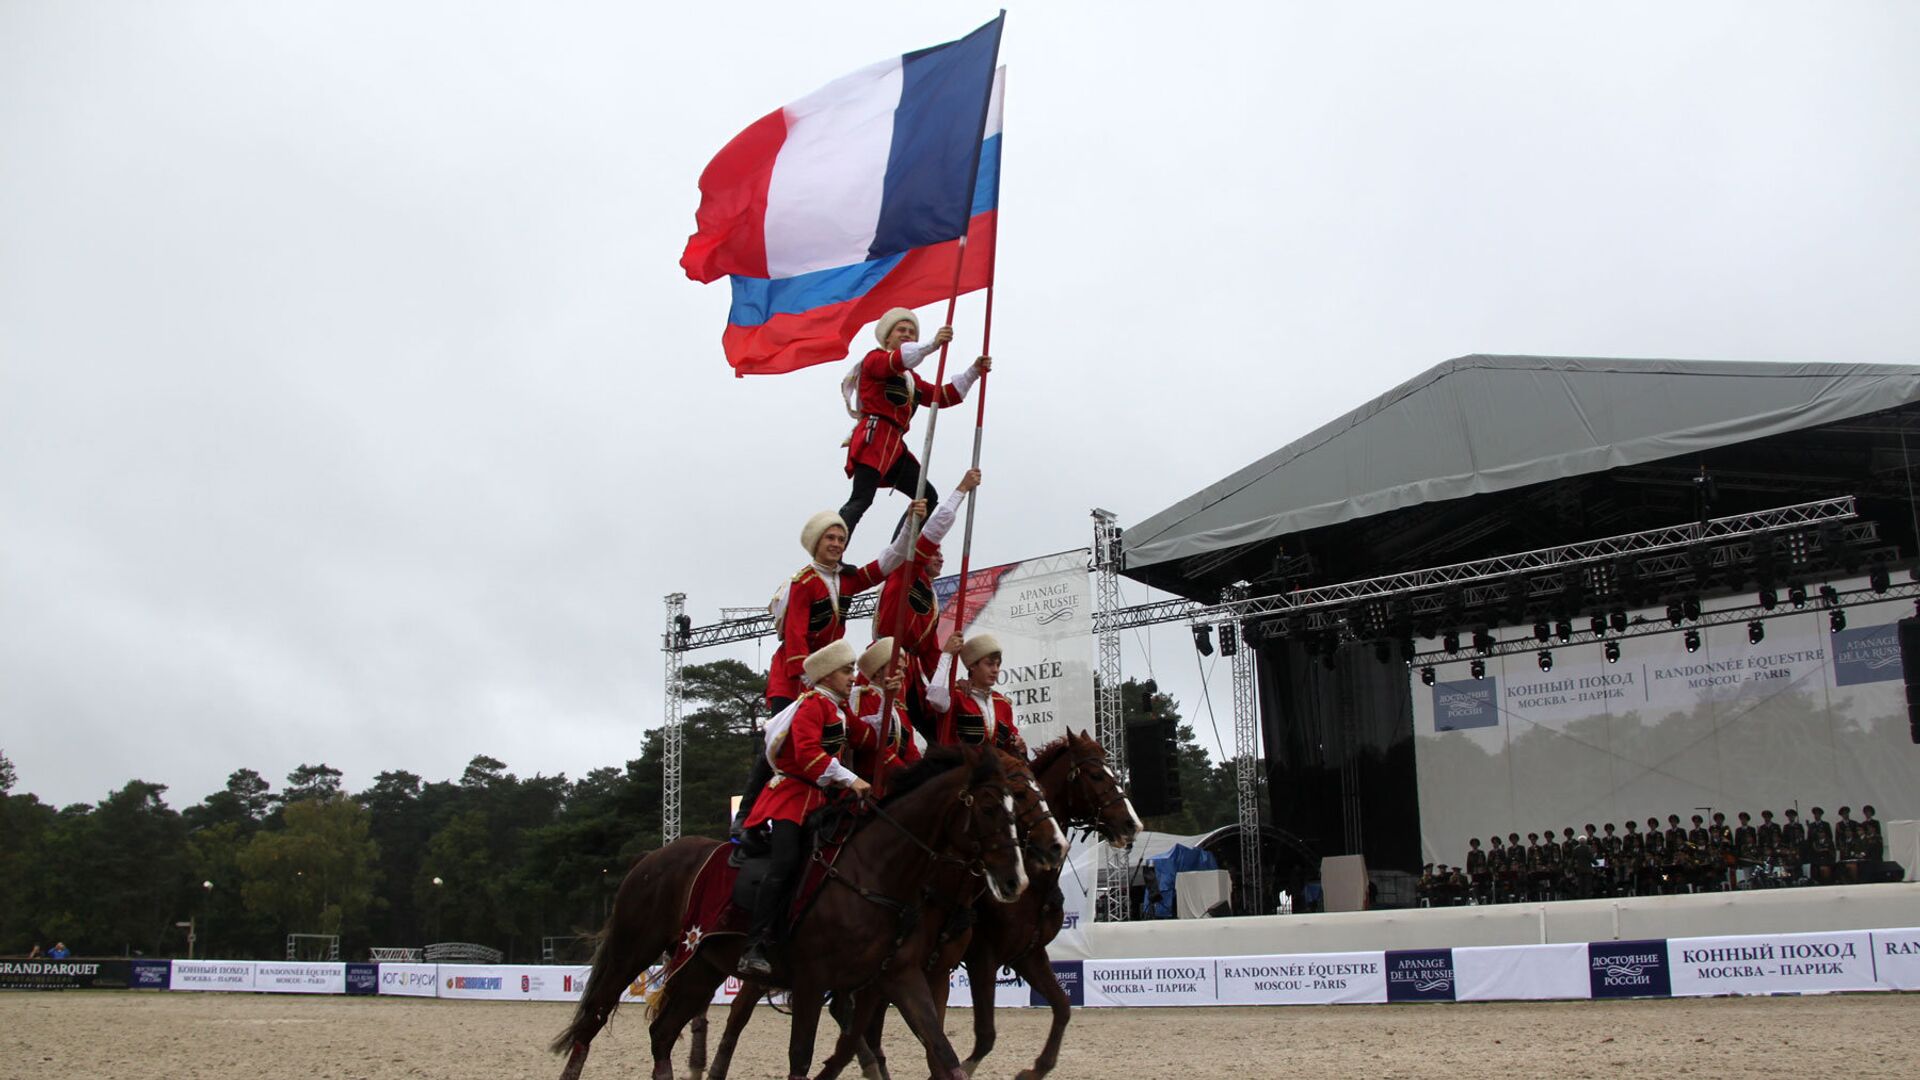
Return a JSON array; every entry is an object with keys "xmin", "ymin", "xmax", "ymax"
[
  {"xmin": 731, "ymin": 307, "xmax": 1019, "ymax": 979},
  {"xmin": 1421, "ymin": 802, "xmax": 1889, "ymax": 906}
]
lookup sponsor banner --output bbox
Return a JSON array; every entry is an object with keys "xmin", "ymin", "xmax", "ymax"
[
  {"xmin": 1384, "ymin": 949, "xmax": 1455, "ymax": 1003},
  {"xmin": 1215, "ymin": 951, "xmax": 1386, "ymax": 1006},
  {"xmin": 1668, "ymin": 930, "xmax": 1877, "ymax": 997},
  {"xmin": 1831, "ymin": 621, "xmax": 1904, "ymax": 686},
  {"xmin": 255, "ymin": 961, "xmax": 345, "ymax": 994},
  {"xmin": 1870, "ymin": 928, "xmax": 1920, "ymax": 990},
  {"xmin": 0, "ymin": 959, "xmax": 134, "ymax": 991},
  {"xmin": 1432, "ymin": 679, "xmax": 1498, "ymax": 731},
  {"xmin": 1454, "ymin": 943, "xmax": 1589, "ymax": 1002},
  {"xmin": 131, "ymin": 959, "xmax": 172, "ymax": 990},
  {"xmin": 518, "ymin": 965, "xmax": 592, "ymax": 1002},
  {"xmin": 936, "ymin": 548, "xmax": 1094, "ymax": 751},
  {"xmin": 345, "ymin": 963, "xmax": 378, "ymax": 996},
  {"xmin": 378, "ymin": 963, "xmax": 440, "ymax": 997},
  {"xmin": 1587, "ymin": 939, "xmax": 1670, "ymax": 999},
  {"xmin": 440, "ymin": 965, "xmax": 514, "ymax": 1000},
  {"xmin": 948, "ymin": 963, "xmax": 1032, "ymax": 1009},
  {"xmin": 1082, "ymin": 958, "xmax": 1216, "ymax": 1007},
  {"xmin": 170, "ymin": 960, "xmax": 258, "ymax": 992},
  {"xmin": 1033, "ymin": 960, "xmax": 1083, "ymax": 1007}
]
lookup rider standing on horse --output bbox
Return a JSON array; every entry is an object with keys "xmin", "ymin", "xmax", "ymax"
[
  {"xmin": 739, "ymin": 639, "xmax": 881, "ymax": 978},
  {"xmin": 837, "ymin": 307, "xmax": 990, "ymax": 538},
  {"xmin": 928, "ymin": 632, "xmax": 1028, "ymax": 756}
]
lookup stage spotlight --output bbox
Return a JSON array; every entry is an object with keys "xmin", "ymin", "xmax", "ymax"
[
  {"xmin": 1789, "ymin": 583, "xmax": 1807, "ymax": 608},
  {"xmin": 1683, "ymin": 595, "xmax": 1702, "ymax": 621},
  {"xmin": 1473, "ymin": 629, "xmax": 1494, "ymax": 654},
  {"xmin": 1192, "ymin": 623, "xmax": 1214, "ymax": 657},
  {"xmin": 1589, "ymin": 614, "xmax": 1606, "ymax": 637},
  {"xmin": 1537, "ymin": 650, "xmax": 1553, "ymax": 672},
  {"xmin": 1748, "ymin": 621, "xmax": 1765, "ymax": 645},
  {"xmin": 1759, "ymin": 586, "xmax": 1778, "ymax": 611},
  {"xmin": 1831, "ymin": 609, "xmax": 1847, "ymax": 633},
  {"xmin": 1684, "ymin": 629, "xmax": 1701, "ymax": 653},
  {"xmin": 1420, "ymin": 666, "xmax": 1436, "ymax": 686},
  {"xmin": 1533, "ymin": 621, "xmax": 1550, "ymax": 643},
  {"xmin": 674, "ymin": 614, "xmax": 693, "ymax": 646},
  {"xmin": 1604, "ymin": 640, "xmax": 1621, "ymax": 664},
  {"xmin": 1443, "ymin": 630, "xmax": 1461, "ymax": 654},
  {"xmin": 1819, "ymin": 584, "xmax": 1840, "ymax": 608},
  {"xmin": 1470, "ymin": 659, "xmax": 1486, "ymax": 680},
  {"xmin": 1218, "ymin": 624, "xmax": 1237, "ymax": 657},
  {"xmin": 1610, "ymin": 608, "xmax": 1628, "ymax": 634},
  {"xmin": 1399, "ymin": 639, "xmax": 1416, "ymax": 667},
  {"xmin": 1555, "ymin": 620, "xmax": 1573, "ymax": 643},
  {"xmin": 1666, "ymin": 602, "xmax": 1684, "ymax": 627},
  {"xmin": 1871, "ymin": 564, "xmax": 1891, "ymax": 594}
]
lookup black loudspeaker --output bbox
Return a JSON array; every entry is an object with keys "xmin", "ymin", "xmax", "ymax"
[
  {"xmin": 1900, "ymin": 618, "xmax": 1920, "ymax": 743},
  {"xmin": 1125, "ymin": 715, "xmax": 1183, "ymax": 817}
]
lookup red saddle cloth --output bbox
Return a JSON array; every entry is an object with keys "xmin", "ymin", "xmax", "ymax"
[{"xmin": 657, "ymin": 837, "xmax": 846, "ymax": 992}]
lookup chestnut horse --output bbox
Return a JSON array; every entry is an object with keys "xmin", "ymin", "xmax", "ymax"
[
  {"xmin": 551, "ymin": 747, "xmax": 1028, "ymax": 1080},
  {"xmin": 694, "ymin": 748, "xmax": 1070, "ymax": 1080}
]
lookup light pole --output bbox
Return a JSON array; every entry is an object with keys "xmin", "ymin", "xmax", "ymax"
[
  {"xmin": 430, "ymin": 876, "xmax": 443, "ymax": 945},
  {"xmin": 179, "ymin": 880, "xmax": 214, "ymax": 959}
]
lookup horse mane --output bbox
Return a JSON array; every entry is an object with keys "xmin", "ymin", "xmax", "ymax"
[
  {"xmin": 877, "ymin": 745, "xmax": 970, "ymax": 806},
  {"xmin": 1028, "ymin": 733, "xmax": 1078, "ymax": 776}
]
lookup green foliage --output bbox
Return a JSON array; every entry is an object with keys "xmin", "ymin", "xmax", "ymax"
[{"xmin": 236, "ymin": 795, "xmax": 379, "ymax": 939}]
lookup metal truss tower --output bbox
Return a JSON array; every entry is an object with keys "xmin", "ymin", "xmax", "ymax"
[
  {"xmin": 1222, "ymin": 584, "xmax": 1264, "ymax": 914},
  {"xmin": 1091, "ymin": 508, "xmax": 1130, "ymax": 922},
  {"xmin": 661, "ymin": 592, "xmax": 687, "ymax": 845}
]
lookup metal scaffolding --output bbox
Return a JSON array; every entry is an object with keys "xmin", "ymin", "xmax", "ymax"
[
  {"xmin": 1091, "ymin": 508, "xmax": 1130, "ymax": 922},
  {"xmin": 1223, "ymin": 584, "xmax": 1263, "ymax": 914},
  {"xmin": 661, "ymin": 592, "xmax": 687, "ymax": 845}
]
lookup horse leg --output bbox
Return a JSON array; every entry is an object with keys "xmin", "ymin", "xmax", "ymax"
[
  {"xmin": 861, "ymin": 998, "xmax": 891, "ymax": 1080},
  {"xmin": 707, "ymin": 980, "xmax": 764, "ymax": 1080},
  {"xmin": 554, "ymin": 926, "xmax": 668, "ymax": 1080},
  {"xmin": 815, "ymin": 988, "xmax": 886, "ymax": 1080},
  {"xmin": 650, "ymin": 982, "xmax": 717, "ymax": 1080},
  {"xmin": 785, "ymin": 983, "xmax": 828, "ymax": 1080},
  {"xmin": 1008, "ymin": 948, "xmax": 1068, "ymax": 1080},
  {"xmin": 958, "ymin": 955, "xmax": 995, "ymax": 1075},
  {"xmin": 876, "ymin": 965, "xmax": 967, "ymax": 1080},
  {"xmin": 688, "ymin": 1010, "xmax": 708, "ymax": 1080}
]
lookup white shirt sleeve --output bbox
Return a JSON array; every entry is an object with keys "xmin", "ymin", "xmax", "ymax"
[
  {"xmin": 947, "ymin": 361, "xmax": 981, "ymax": 399},
  {"xmin": 920, "ymin": 493, "xmax": 961, "ymax": 547},
  {"xmin": 875, "ymin": 516, "xmax": 915, "ymax": 575},
  {"xmin": 927, "ymin": 653, "xmax": 957, "ymax": 713},
  {"xmin": 899, "ymin": 339, "xmax": 939, "ymax": 370},
  {"xmin": 819, "ymin": 757, "xmax": 859, "ymax": 787}
]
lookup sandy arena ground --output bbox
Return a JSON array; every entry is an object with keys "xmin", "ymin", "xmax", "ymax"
[{"xmin": 4, "ymin": 991, "xmax": 1917, "ymax": 1079}]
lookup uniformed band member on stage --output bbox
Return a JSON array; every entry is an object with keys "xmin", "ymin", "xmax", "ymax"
[
  {"xmin": 739, "ymin": 640, "xmax": 901, "ymax": 977},
  {"xmin": 1665, "ymin": 813, "xmax": 1688, "ymax": 856},
  {"xmin": 1465, "ymin": 838, "xmax": 1488, "ymax": 902},
  {"xmin": 1688, "ymin": 813, "xmax": 1710, "ymax": 850},
  {"xmin": 929, "ymin": 631, "xmax": 1027, "ymax": 755},
  {"xmin": 1781, "ymin": 808, "xmax": 1807, "ymax": 880},
  {"xmin": 1806, "ymin": 806, "xmax": 1836, "ymax": 883},
  {"xmin": 837, "ymin": 307, "xmax": 991, "ymax": 536},
  {"xmin": 1757, "ymin": 809, "xmax": 1781, "ymax": 857}
]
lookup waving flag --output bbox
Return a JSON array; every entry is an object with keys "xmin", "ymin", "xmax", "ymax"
[
  {"xmin": 681, "ymin": 16, "xmax": 1003, "ymax": 284},
  {"xmin": 718, "ymin": 66, "xmax": 1005, "ymax": 376}
]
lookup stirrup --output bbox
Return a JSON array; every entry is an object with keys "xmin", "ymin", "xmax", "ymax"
[{"xmin": 738, "ymin": 941, "xmax": 773, "ymax": 978}]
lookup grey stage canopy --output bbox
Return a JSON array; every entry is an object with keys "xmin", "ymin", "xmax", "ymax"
[{"xmin": 1125, "ymin": 354, "xmax": 1920, "ymax": 578}]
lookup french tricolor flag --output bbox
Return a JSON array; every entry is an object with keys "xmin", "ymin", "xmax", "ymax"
[{"xmin": 680, "ymin": 17, "xmax": 1006, "ymax": 376}]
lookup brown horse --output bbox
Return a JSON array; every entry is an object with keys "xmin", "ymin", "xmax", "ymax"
[
  {"xmin": 552, "ymin": 746, "xmax": 1028, "ymax": 1080},
  {"xmin": 695, "ymin": 747, "xmax": 1069, "ymax": 1080},
  {"xmin": 953, "ymin": 729, "xmax": 1139, "ymax": 1079}
]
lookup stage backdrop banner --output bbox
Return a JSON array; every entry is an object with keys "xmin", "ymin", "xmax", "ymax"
[
  {"xmin": 169, "ymin": 960, "xmax": 257, "ymax": 992},
  {"xmin": 936, "ymin": 548, "xmax": 1094, "ymax": 751},
  {"xmin": 1410, "ymin": 576, "xmax": 1920, "ymax": 867},
  {"xmin": 1454, "ymin": 943, "xmax": 1590, "ymax": 1002},
  {"xmin": 1668, "ymin": 929, "xmax": 1878, "ymax": 997},
  {"xmin": 1215, "ymin": 951, "xmax": 1386, "ymax": 1006},
  {"xmin": 377, "ymin": 963, "xmax": 440, "ymax": 997},
  {"xmin": 1082, "ymin": 957, "xmax": 1217, "ymax": 1007},
  {"xmin": 254, "ymin": 961, "xmax": 345, "ymax": 994}
]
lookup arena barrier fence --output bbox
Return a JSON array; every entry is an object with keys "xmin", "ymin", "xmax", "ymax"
[{"xmin": 10, "ymin": 926, "xmax": 1920, "ymax": 1005}]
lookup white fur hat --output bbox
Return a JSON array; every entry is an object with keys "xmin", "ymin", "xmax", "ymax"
[
  {"xmin": 874, "ymin": 307, "xmax": 919, "ymax": 345},
  {"xmin": 801, "ymin": 510, "xmax": 846, "ymax": 559},
  {"xmin": 804, "ymin": 639, "xmax": 858, "ymax": 685},
  {"xmin": 859, "ymin": 638, "xmax": 895, "ymax": 680},
  {"xmin": 960, "ymin": 633, "xmax": 1003, "ymax": 666}
]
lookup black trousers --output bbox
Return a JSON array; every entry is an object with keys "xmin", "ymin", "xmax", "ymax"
[
  {"xmin": 840, "ymin": 455, "xmax": 939, "ymax": 539},
  {"xmin": 749, "ymin": 819, "xmax": 805, "ymax": 940}
]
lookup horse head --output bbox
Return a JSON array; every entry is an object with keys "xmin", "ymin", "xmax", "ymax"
[
  {"xmin": 948, "ymin": 746, "xmax": 1030, "ymax": 903},
  {"xmin": 996, "ymin": 747, "xmax": 1069, "ymax": 874},
  {"xmin": 1043, "ymin": 729, "xmax": 1141, "ymax": 850}
]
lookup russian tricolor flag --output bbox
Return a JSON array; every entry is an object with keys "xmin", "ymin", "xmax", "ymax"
[{"xmin": 679, "ymin": 17, "xmax": 1005, "ymax": 376}]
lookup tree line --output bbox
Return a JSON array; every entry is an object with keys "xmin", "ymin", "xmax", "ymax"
[{"xmin": 0, "ymin": 663, "xmax": 1237, "ymax": 961}]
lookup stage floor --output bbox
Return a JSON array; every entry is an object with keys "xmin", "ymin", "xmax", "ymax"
[{"xmin": 1061, "ymin": 881, "xmax": 1920, "ymax": 959}]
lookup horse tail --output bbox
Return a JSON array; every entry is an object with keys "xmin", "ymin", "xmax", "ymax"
[{"xmin": 550, "ymin": 856, "xmax": 666, "ymax": 1056}]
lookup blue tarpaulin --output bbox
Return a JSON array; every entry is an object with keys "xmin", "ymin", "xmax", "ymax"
[{"xmin": 1143, "ymin": 844, "xmax": 1219, "ymax": 918}]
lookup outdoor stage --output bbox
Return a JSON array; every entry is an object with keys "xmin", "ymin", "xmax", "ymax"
[{"xmin": 1059, "ymin": 881, "xmax": 1920, "ymax": 959}]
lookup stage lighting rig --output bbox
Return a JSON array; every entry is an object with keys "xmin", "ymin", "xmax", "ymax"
[
  {"xmin": 1443, "ymin": 630, "xmax": 1461, "ymax": 654},
  {"xmin": 1683, "ymin": 595, "xmax": 1702, "ymax": 621},
  {"xmin": 1472, "ymin": 629, "xmax": 1494, "ymax": 654},
  {"xmin": 1666, "ymin": 602, "xmax": 1684, "ymax": 627},
  {"xmin": 1819, "ymin": 584, "xmax": 1840, "ymax": 608},
  {"xmin": 1533, "ymin": 621, "xmax": 1550, "ymax": 643},
  {"xmin": 1604, "ymin": 640, "xmax": 1621, "ymax": 664},
  {"xmin": 1609, "ymin": 608, "xmax": 1628, "ymax": 634},
  {"xmin": 1759, "ymin": 586, "xmax": 1778, "ymax": 611},
  {"xmin": 1555, "ymin": 620, "xmax": 1573, "ymax": 643},
  {"xmin": 1684, "ymin": 629, "xmax": 1701, "ymax": 653},
  {"xmin": 1420, "ymin": 666, "xmax": 1436, "ymax": 686},
  {"xmin": 1192, "ymin": 623, "xmax": 1214, "ymax": 657},
  {"xmin": 1871, "ymin": 564, "xmax": 1892, "ymax": 594},
  {"xmin": 1789, "ymin": 583, "xmax": 1808, "ymax": 608},
  {"xmin": 1748, "ymin": 621, "xmax": 1765, "ymax": 645},
  {"xmin": 1537, "ymin": 650, "xmax": 1553, "ymax": 672},
  {"xmin": 1218, "ymin": 624, "xmax": 1237, "ymax": 657},
  {"xmin": 1831, "ymin": 609, "xmax": 1847, "ymax": 633},
  {"xmin": 1470, "ymin": 659, "xmax": 1486, "ymax": 680}
]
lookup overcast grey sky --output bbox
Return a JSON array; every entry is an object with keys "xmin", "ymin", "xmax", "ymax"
[{"xmin": 3, "ymin": 2, "xmax": 1917, "ymax": 809}]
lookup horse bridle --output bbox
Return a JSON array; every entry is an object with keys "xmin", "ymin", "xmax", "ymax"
[{"xmin": 1059, "ymin": 752, "xmax": 1133, "ymax": 843}]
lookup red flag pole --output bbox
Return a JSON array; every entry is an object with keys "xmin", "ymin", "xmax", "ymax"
[{"xmin": 877, "ymin": 235, "xmax": 970, "ymax": 787}]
